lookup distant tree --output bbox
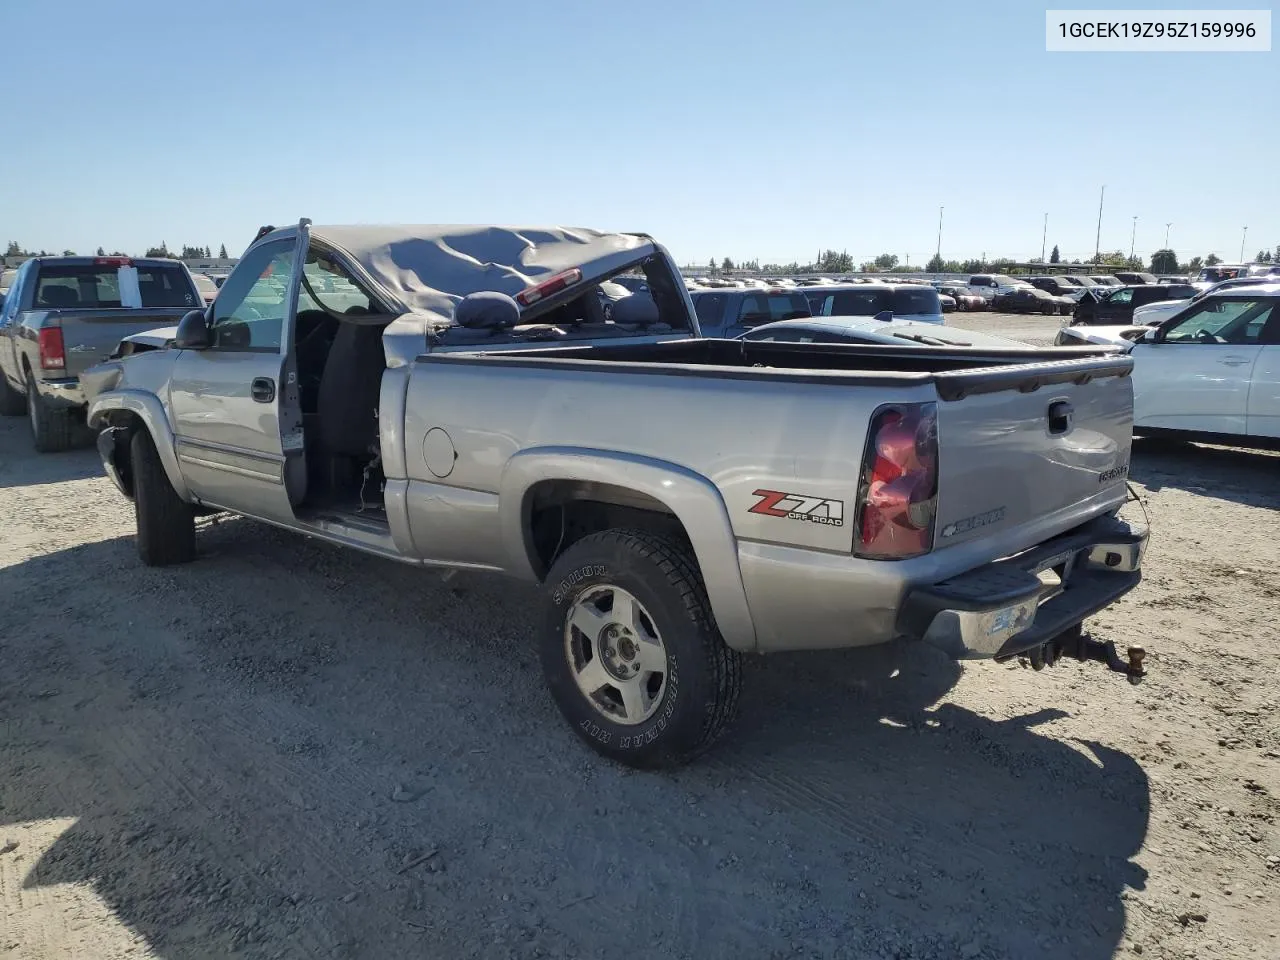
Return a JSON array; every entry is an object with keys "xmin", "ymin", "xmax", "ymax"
[
  {"xmin": 96, "ymin": 246, "xmax": 106, "ymax": 256},
  {"xmin": 1096, "ymin": 250, "xmax": 1129, "ymax": 267},
  {"xmin": 873, "ymin": 253, "xmax": 899, "ymax": 270},
  {"xmin": 62, "ymin": 249, "xmax": 76, "ymax": 256},
  {"xmin": 1187, "ymin": 256, "xmax": 1203, "ymax": 273},
  {"xmin": 1150, "ymin": 249, "xmax": 1178, "ymax": 274},
  {"xmin": 707, "ymin": 257, "xmax": 716, "ymax": 276},
  {"xmin": 1049, "ymin": 245, "xmax": 1061, "ymax": 264},
  {"xmin": 926, "ymin": 253, "xmax": 944, "ymax": 272},
  {"xmin": 959, "ymin": 258, "xmax": 985, "ymax": 273},
  {"xmin": 1204, "ymin": 253, "xmax": 1222, "ymax": 266},
  {"xmin": 145, "ymin": 242, "xmax": 170, "ymax": 258},
  {"xmin": 5, "ymin": 241, "xmax": 22, "ymax": 257},
  {"xmin": 814, "ymin": 249, "xmax": 853, "ymax": 272},
  {"xmin": 721, "ymin": 257, "xmax": 735, "ymax": 272},
  {"xmin": 1256, "ymin": 249, "xmax": 1272, "ymax": 263},
  {"xmin": 1070, "ymin": 258, "xmax": 1082, "ymax": 265},
  {"xmin": 1275, "ymin": 244, "xmax": 1280, "ymax": 264},
  {"xmin": 218, "ymin": 243, "xmax": 228, "ymax": 259}
]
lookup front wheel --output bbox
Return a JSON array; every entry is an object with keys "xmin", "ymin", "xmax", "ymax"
[
  {"xmin": 131, "ymin": 428, "xmax": 195, "ymax": 566},
  {"xmin": 541, "ymin": 529, "xmax": 743, "ymax": 768}
]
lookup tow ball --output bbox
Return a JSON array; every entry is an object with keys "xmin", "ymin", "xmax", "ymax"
[{"xmin": 1019, "ymin": 629, "xmax": 1146, "ymax": 685}]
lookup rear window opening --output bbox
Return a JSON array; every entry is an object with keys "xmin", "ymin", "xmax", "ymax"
[
  {"xmin": 33, "ymin": 263, "xmax": 199, "ymax": 310},
  {"xmin": 435, "ymin": 253, "xmax": 695, "ymax": 346}
]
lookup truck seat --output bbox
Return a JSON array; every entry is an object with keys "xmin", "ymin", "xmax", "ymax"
[{"xmin": 316, "ymin": 321, "xmax": 385, "ymax": 459}]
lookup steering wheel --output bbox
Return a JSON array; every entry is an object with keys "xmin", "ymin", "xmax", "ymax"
[{"xmin": 1194, "ymin": 329, "xmax": 1222, "ymax": 344}]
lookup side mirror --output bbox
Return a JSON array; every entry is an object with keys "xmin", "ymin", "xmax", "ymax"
[
  {"xmin": 173, "ymin": 309, "xmax": 212, "ymax": 349},
  {"xmin": 873, "ymin": 310, "xmax": 893, "ymax": 323}
]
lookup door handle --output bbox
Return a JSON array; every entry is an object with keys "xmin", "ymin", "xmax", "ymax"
[
  {"xmin": 251, "ymin": 377, "xmax": 275, "ymax": 403},
  {"xmin": 1218, "ymin": 357, "xmax": 1250, "ymax": 367}
]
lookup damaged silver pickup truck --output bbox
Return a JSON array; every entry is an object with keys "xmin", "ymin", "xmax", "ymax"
[{"xmin": 82, "ymin": 221, "xmax": 1148, "ymax": 767}]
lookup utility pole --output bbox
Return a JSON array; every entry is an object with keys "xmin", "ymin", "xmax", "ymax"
[
  {"xmin": 1165, "ymin": 222, "xmax": 1172, "ymax": 248},
  {"xmin": 1041, "ymin": 212, "xmax": 1048, "ymax": 262},
  {"xmin": 1240, "ymin": 226, "xmax": 1249, "ymax": 262},
  {"xmin": 936, "ymin": 205, "xmax": 944, "ymax": 266},
  {"xmin": 1094, "ymin": 186, "xmax": 1105, "ymax": 265},
  {"xmin": 1130, "ymin": 216, "xmax": 1138, "ymax": 261}
]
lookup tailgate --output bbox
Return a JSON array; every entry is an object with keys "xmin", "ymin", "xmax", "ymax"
[
  {"xmin": 54, "ymin": 310, "xmax": 187, "ymax": 378},
  {"xmin": 932, "ymin": 356, "xmax": 1134, "ymax": 552}
]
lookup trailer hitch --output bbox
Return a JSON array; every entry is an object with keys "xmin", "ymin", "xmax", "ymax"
[
  {"xmin": 1021, "ymin": 629, "xmax": 1146, "ymax": 684},
  {"xmin": 1077, "ymin": 637, "xmax": 1146, "ymax": 685}
]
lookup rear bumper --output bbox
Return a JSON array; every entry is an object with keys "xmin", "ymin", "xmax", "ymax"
[
  {"xmin": 897, "ymin": 515, "xmax": 1147, "ymax": 660},
  {"xmin": 33, "ymin": 376, "xmax": 86, "ymax": 410}
]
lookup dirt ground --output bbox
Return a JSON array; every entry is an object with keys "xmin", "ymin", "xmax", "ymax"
[{"xmin": 2, "ymin": 316, "xmax": 1279, "ymax": 960}]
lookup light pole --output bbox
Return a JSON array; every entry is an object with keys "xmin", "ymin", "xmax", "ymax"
[
  {"xmin": 1130, "ymin": 216, "xmax": 1138, "ymax": 261},
  {"xmin": 936, "ymin": 205, "xmax": 943, "ymax": 266},
  {"xmin": 1240, "ymin": 226, "xmax": 1249, "ymax": 262},
  {"xmin": 1094, "ymin": 186, "xmax": 1105, "ymax": 264},
  {"xmin": 1041, "ymin": 212, "xmax": 1048, "ymax": 262},
  {"xmin": 1165, "ymin": 222, "xmax": 1172, "ymax": 249}
]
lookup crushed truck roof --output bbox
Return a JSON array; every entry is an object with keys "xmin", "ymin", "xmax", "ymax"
[{"xmin": 256, "ymin": 223, "xmax": 656, "ymax": 322}]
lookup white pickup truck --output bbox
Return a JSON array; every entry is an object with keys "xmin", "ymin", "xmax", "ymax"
[{"xmin": 82, "ymin": 222, "xmax": 1149, "ymax": 767}]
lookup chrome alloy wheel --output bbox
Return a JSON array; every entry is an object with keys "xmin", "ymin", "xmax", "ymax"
[{"xmin": 563, "ymin": 585, "xmax": 668, "ymax": 725}]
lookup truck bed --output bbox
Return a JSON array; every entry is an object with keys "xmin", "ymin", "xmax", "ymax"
[{"xmin": 416, "ymin": 336, "xmax": 1132, "ymax": 397}]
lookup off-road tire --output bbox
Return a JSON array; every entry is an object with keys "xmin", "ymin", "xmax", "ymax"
[
  {"xmin": 131, "ymin": 428, "xmax": 195, "ymax": 566},
  {"xmin": 0, "ymin": 372, "xmax": 25, "ymax": 416},
  {"xmin": 26, "ymin": 369, "xmax": 75, "ymax": 452},
  {"xmin": 541, "ymin": 529, "xmax": 743, "ymax": 769}
]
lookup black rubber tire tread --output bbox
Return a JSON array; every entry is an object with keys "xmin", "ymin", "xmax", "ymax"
[
  {"xmin": 26, "ymin": 370, "xmax": 75, "ymax": 452},
  {"xmin": 130, "ymin": 428, "xmax": 196, "ymax": 566},
  {"xmin": 0, "ymin": 371, "xmax": 24, "ymax": 416},
  {"xmin": 541, "ymin": 528, "xmax": 743, "ymax": 769}
]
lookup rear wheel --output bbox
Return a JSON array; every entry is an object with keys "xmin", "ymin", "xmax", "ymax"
[
  {"xmin": 0, "ymin": 372, "xmax": 24, "ymax": 416},
  {"xmin": 25, "ymin": 369, "xmax": 75, "ymax": 452},
  {"xmin": 131, "ymin": 428, "xmax": 195, "ymax": 566},
  {"xmin": 541, "ymin": 529, "xmax": 743, "ymax": 768}
]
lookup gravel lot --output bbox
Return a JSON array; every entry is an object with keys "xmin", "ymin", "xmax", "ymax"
[{"xmin": 2, "ymin": 315, "xmax": 1278, "ymax": 960}]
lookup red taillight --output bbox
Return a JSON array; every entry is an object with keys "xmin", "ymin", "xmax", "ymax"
[
  {"xmin": 515, "ymin": 268, "xmax": 583, "ymax": 307},
  {"xmin": 38, "ymin": 328, "xmax": 66, "ymax": 370},
  {"xmin": 855, "ymin": 403, "xmax": 938, "ymax": 559},
  {"xmin": 95, "ymin": 256, "xmax": 132, "ymax": 266}
]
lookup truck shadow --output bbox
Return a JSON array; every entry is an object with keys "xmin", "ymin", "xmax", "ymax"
[
  {"xmin": 0, "ymin": 418, "xmax": 100, "ymax": 488},
  {"xmin": 1130, "ymin": 437, "xmax": 1280, "ymax": 508},
  {"xmin": 0, "ymin": 524, "xmax": 1148, "ymax": 960}
]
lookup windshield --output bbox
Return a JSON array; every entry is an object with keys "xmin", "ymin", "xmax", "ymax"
[
  {"xmin": 1197, "ymin": 267, "xmax": 1241, "ymax": 282},
  {"xmin": 810, "ymin": 287, "xmax": 940, "ymax": 317},
  {"xmin": 33, "ymin": 262, "xmax": 199, "ymax": 309},
  {"xmin": 298, "ymin": 256, "xmax": 378, "ymax": 316},
  {"xmin": 737, "ymin": 293, "xmax": 812, "ymax": 325}
]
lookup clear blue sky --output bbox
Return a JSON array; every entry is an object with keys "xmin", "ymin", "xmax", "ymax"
[{"xmin": 2, "ymin": 0, "xmax": 1274, "ymax": 266}]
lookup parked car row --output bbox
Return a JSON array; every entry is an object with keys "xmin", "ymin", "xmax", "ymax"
[{"xmin": 8, "ymin": 221, "xmax": 1150, "ymax": 769}]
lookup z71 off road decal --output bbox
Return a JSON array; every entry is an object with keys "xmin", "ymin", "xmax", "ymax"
[{"xmin": 749, "ymin": 489, "xmax": 845, "ymax": 527}]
